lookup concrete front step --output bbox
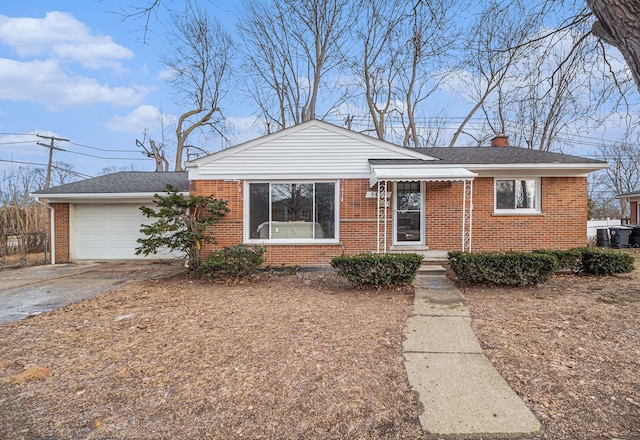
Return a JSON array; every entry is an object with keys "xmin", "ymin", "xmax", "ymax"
[
  {"xmin": 417, "ymin": 265, "xmax": 447, "ymax": 276},
  {"xmin": 390, "ymin": 248, "xmax": 450, "ymax": 263}
]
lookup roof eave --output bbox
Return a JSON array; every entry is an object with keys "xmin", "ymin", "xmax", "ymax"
[
  {"xmin": 30, "ymin": 191, "xmax": 188, "ymax": 203},
  {"xmin": 465, "ymin": 163, "xmax": 608, "ymax": 171}
]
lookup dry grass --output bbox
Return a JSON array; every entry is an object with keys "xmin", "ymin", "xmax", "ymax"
[
  {"xmin": 462, "ymin": 262, "xmax": 640, "ymax": 440},
  {"xmin": 1, "ymin": 258, "xmax": 640, "ymax": 439},
  {"xmin": 0, "ymin": 272, "xmax": 423, "ymax": 439}
]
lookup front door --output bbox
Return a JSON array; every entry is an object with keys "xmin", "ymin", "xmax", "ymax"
[{"xmin": 394, "ymin": 181, "xmax": 424, "ymax": 245}]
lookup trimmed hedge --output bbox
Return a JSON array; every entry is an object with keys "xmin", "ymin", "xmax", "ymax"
[
  {"xmin": 200, "ymin": 245, "xmax": 266, "ymax": 279},
  {"xmin": 448, "ymin": 251, "xmax": 558, "ymax": 287},
  {"xmin": 575, "ymin": 247, "xmax": 635, "ymax": 276},
  {"xmin": 331, "ymin": 253, "xmax": 423, "ymax": 287},
  {"xmin": 532, "ymin": 249, "xmax": 582, "ymax": 272},
  {"xmin": 449, "ymin": 248, "xmax": 636, "ymax": 286}
]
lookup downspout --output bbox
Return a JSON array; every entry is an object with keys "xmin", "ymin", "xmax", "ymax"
[{"xmin": 34, "ymin": 198, "xmax": 55, "ymax": 265}]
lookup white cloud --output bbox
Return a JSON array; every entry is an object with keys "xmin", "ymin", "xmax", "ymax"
[
  {"xmin": 438, "ymin": 69, "xmax": 477, "ymax": 101},
  {"xmin": 105, "ymin": 105, "xmax": 176, "ymax": 135},
  {"xmin": 0, "ymin": 58, "xmax": 150, "ymax": 109},
  {"xmin": 0, "ymin": 131, "xmax": 59, "ymax": 161},
  {"xmin": 157, "ymin": 68, "xmax": 175, "ymax": 81},
  {"xmin": 226, "ymin": 115, "xmax": 265, "ymax": 145},
  {"xmin": 0, "ymin": 11, "xmax": 134, "ymax": 70}
]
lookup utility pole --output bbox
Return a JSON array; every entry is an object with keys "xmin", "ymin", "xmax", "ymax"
[{"xmin": 37, "ymin": 135, "xmax": 68, "ymax": 188}]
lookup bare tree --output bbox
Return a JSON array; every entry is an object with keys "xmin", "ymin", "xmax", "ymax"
[
  {"xmin": 481, "ymin": 20, "xmax": 597, "ymax": 151},
  {"xmin": 238, "ymin": 0, "xmax": 353, "ymax": 130},
  {"xmin": 448, "ymin": 1, "xmax": 547, "ymax": 147},
  {"xmin": 163, "ymin": 7, "xmax": 233, "ymax": 171},
  {"xmin": 399, "ymin": 0, "xmax": 459, "ymax": 147},
  {"xmin": 101, "ymin": 165, "xmax": 136, "ymax": 175},
  {"xmin": 587, "ymin": 0, "xmax": 640, "ymax": 92},
  {"xmin": 598, "ymin": 136, "xmax": 640, "ymax": 217},
  {"xmin": 0, "ymin": 166, "xmax": 53, "ymax": 236},
  {"xmin": 349, "ymin": 0, "xmax": 406, "ymax": 140}
]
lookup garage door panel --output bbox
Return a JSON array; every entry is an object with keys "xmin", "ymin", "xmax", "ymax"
[{"xmin": 73, "ymin": 205, "xmax": 178, "ymax": 260}]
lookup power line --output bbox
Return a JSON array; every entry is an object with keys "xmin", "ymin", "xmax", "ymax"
[
  {"xmin": 0, "ymin": 141, "xmax": 36, "ymax": 146},
  {"xmin": 36, "ymin": 134, "xmax": 68, "ymax": 189},
  {"xmin": 69, "ymin": 141, "xmax": 140, "ymax": 153},
  {"xmin": 64, "ymin": 150, "xmax": 150, "ymax": 161},
  {"xmin": 0, "ymin": 132, "xmax": 36, "ymax": 136},
  {"xmin": 0, "ymin": 159, "xmax": 94, "ymax": 179}
]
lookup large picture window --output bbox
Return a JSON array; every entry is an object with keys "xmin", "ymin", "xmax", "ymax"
[
  {"xmin": 248, "ymin": 182, "xmax": 337, "ymax": 241},
  {"xmin": 495, "ymin": 178, "xmax": 539, "ymax": 212}
]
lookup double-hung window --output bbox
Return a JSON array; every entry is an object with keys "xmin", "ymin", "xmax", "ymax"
[
  {"xmin": 494, "ymin": 178, "xmax": 540, "ymax": 213},
  {"xmin": 247, "ymin": 182, "xmax": 337, "ymax": 242}
]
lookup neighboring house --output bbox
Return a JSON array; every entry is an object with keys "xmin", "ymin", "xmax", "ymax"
[
  {"xmin": 616, "ymin": 190, "xmax": 640, "ymax": 223},
  {"xmin": 33, "ymin": 120, "xmax": 608, "ymax": 266}
]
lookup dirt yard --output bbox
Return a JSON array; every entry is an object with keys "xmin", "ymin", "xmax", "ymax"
[{"xmin": 1, "ymin": 260, "xmax": 639, "ymax": 439}]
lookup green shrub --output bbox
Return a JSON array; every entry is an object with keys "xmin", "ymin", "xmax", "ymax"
[
  {"xmin": 448, "ymin": 251, "xmax": 558, "ymax": 287},
  {"xmin": 200, "ymin": 245, "xmax": 266, "ymax": 279},
  {"xmin": 575, "ymin": 248, "xmax": 634, "ymax": 276},
  {"xmin": 330, "ymin": 253, "xmax": 423, "ymax": 287},
  {"xmin": 533, "ymin": 249, "xmax": 582, "ymax": 272}
]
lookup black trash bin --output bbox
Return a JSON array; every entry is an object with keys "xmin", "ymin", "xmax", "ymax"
[
  {"xmin": 609, "ymin": 226, "xmax": 632, "ymax": 248},
  {"xmin": 628, "ymin": 224, "xmax": 640, "ymax": 247},
  {"xmin": 596, "ymin": 228, "xmax": 610, "ymax": 247}
]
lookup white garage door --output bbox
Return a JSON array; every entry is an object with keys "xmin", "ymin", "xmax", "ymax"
[{"xmin": 73, "ymin": 205, "xmax": 176, "ymax": 260}]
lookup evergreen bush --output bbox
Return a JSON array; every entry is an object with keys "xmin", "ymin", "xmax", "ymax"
[
  {"xmin": 448, "ymin": 251, "xmax": 558, "ymax": 286},
  {"xmin": 200, "ymin": 245, "xmax": 266, "ymax": 279},
  {"xmin": 330, "ymin": 253, "xmax": 423, "ymax": 287},
  {"xmin": 532, "ymin": 249, "xmax": 582, "ymax": 272},
  {"xmin": 575, "ymin": 248, "xmax": 634, "ymax": 275}
]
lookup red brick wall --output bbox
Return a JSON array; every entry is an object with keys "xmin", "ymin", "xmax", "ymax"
[
  {"xmin": 631, "ymin": 201, "xmax": 638, "ymax": 224},
  {"xmin": 424, "ymin": 177, "xmax": 588, "ymax": 252},
  {"xmin": 190, "ymin": 178, "xmax": 383, "ymax": 266},
  {"xmin": 190, "ymin": 176, "xmax": 589, "ymax": 266},
  {"xmin": 50, "ymin": 203, "xmax": 70, "ymax": 263}
]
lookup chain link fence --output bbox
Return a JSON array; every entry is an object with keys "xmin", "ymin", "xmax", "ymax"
[{"xmin": 1, "ymin": 232, "xmax": 48, "ymax": 269}]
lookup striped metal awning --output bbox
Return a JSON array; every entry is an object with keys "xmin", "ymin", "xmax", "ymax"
[{"xmin": 369, "ymin": 165, "xmax": 476, "ymax": 187}]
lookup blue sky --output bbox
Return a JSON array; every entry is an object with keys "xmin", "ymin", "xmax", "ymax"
[
  {"xmin": 0, "ymin": 1, "xmax": 637, "ymax": 183},
  {"xmin": 0, "ymin": 0, "xmax": 251, "ymax": 178}
]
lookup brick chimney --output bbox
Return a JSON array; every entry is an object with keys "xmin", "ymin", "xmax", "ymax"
[{"xmin": 491, "ymin": 134, "xmax": 509, "ymax": 147}]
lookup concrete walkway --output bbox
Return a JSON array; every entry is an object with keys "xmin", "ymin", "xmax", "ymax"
[{"xmin": 404, "ymin": 267, "xmax": 541, "ymax": 438}]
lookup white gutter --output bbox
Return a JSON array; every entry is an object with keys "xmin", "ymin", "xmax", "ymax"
[
  {"xmin": 32, "ymin": 191, "xmax": 187, "ymax": 202},
  {"xmin": 33, "ymin": 198, "xmax": 55, "ymax": 265}
]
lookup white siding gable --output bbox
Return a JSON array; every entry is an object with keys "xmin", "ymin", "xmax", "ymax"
[{"xmin": 188, "ymin": 120, "xmax": 436, "ymax": 180}]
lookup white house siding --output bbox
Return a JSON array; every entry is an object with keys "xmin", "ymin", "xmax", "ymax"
[{"xmin": 188, "ymin": 121, "xmax": 434, "ymax": 181}]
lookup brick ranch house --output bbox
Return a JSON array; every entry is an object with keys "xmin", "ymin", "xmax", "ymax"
[{"xmin": 33, "ymin": 120, "xmax": 607, "ymax": 266}]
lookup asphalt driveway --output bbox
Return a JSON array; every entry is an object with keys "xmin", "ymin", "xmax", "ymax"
[{"xmin": 0, "ymin": 262, "xmax": 185, "ymax": 325}]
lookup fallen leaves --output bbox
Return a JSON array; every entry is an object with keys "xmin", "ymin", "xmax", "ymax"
[
  {"xmin": 13, "ymin": 366, "xmax": 51, "ymax": 384},
  {"xmin": 0, "ymin": 272, "xmax": 421, "ymax": 439},
  {"xmin": 463, "ymin": 262, "xmax": 640, "ymax": 440}
]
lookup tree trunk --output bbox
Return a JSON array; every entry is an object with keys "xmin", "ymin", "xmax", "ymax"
[{"xmin": 587, "ymin": 0, "xmax": 640, "ymax": 92}]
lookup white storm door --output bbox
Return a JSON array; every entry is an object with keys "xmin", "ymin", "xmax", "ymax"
[{"xmin": 394, "ymin": 181, "xmax": 425, "ymax": 245}]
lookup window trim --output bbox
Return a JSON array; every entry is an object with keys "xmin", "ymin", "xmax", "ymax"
[
  {"xmin": 494, "ymin": 177, "xmax": 541, "ymax": 214},
  {"xmin": 244, "ymin": 180, "xmax": 340, "ymax": 244}
]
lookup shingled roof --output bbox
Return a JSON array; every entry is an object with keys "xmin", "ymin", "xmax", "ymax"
[
  {"xmin": 32, "ymin": 171, "xmax": 188, "ymax": 195},
  {"xmin": 368, "ymin": 146, "xmax": 606, "ymax": 165}
]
